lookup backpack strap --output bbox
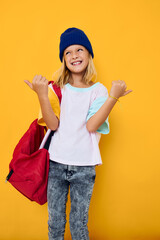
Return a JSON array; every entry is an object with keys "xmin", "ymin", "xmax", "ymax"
[
  {"xmin": 37, "ymin": 81, "xmax": 62, "ymax": 126},
  {"xmin": 49, "ymin": 81, "xmax": 62, "ymax": 104},
  {"xmin": 38, "ymin": 81, "xmax": 62, "ymax": 149}
]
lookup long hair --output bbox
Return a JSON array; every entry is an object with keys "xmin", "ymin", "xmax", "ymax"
[{"xmin": 52, "ymin": 53, "xmax": 97, "ymax": 88}]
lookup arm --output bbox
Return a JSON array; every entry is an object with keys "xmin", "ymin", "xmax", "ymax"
[
  {"xmin": 38, "ymin": 94, "xmax": 59, "ymax": 130},
  {"xmin": 24, "ymin": 75, "xmax": 59, "ymax": 131},
  {"xmin": 86, "ymin": 80, "xmax": 133, "ymax": 133},
  {"xmin": 86, "ymin": 96, "xmax": 117, "ymax": 132}
]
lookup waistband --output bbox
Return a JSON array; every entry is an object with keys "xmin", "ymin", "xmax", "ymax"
[{"xmin": 49, "ymin": 159, "xmax": 96, "ymax": 171}]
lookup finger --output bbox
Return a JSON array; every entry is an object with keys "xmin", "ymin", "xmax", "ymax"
[
  {"xmin": 118, "ymin": 80, "xmax": 125, "ymax": 85},
  {"xmin": 24, "ymin": 80, "xmax": 33, "ymax": 90},
  {"xmin": 117, "ymin": 80, "xmax": 123, "ymax": 83},
  {"xmin": 112, "ymin": 80, "xmax": 116, "ymax": 85},
  {"xmin": 34, "ymin": 74, "xmax": 43, "ymax": 85},
  {"xmin": 40, "ymin": 75, "xmax": 44, "ymax": 81},
  {"xmin": 122, "ymin": 89, "xmax": 133, "ymax": 96},
  {"xmin": 37, "ymin": 75, "xmax": 44, "ymax": 84},
  {"xmin": 42, "ymin": 76, "xmax": 48, "ymax": 84},
  {"xmin": 117, "ymin": 80, "xmax": 122, "ymax": 82},
  {"xmin": 38, "ymin": 74, "xmax": 43, "ymax": 81},
  {"xmin": 32, "ymin": 75, "xmax": 38, "ymax": 85},
  {"xmin": 120, "ymin": 80, "xmax": 126, "ymax": 85},
  {"xmin": 41, "ymin": 76, "xmax": 46, "ymax": 81}
]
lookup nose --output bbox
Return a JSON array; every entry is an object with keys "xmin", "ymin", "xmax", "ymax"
[{"xmin": 72, "ymin": 51, "xmax": 79, "ymax": 59}]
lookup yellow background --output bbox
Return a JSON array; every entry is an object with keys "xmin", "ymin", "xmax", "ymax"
[{"xmin": 0, "ymin": 0, "xmax": 160, "ymax": 239}]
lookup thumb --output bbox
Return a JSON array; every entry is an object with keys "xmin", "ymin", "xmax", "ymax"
[
  {"xmin": 122, "ymin": 89, "xmax": 133, "ymax": 96},
  {"xmin": 24, "ymin": 80, "xmax": 33, "ymax": 90}
]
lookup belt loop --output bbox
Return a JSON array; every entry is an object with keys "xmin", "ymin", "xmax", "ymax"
[{"xmin": 68, "ymin": 165, "xmax": 71, "ymax": 171}]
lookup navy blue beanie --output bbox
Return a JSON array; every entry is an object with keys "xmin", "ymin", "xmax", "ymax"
[{"xmin": 59, "ymin": 27, "xmax": 94, "ymax": 62}]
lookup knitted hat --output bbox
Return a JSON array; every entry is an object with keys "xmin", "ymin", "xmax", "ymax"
[{"xmin": 59, "ymin": 27, "xmax": 94, "ymax": 62}]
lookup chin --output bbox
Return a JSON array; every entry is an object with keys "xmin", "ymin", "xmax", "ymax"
[{"xmin": 72, "ymin": 69, "xmax": 86, "ymax": 74}]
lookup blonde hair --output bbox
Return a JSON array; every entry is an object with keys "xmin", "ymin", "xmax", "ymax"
[{"xmin": 52, "ymin": 54, "xmax": 97, "ymax": 88}]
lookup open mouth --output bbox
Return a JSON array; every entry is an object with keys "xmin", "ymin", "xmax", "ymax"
[{"xmin": 71, "ymin": 61, "xmax": 82, "ymax": 65}]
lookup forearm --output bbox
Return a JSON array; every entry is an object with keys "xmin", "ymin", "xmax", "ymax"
[
  {"xmin": 86, "ymin": 96, "xmax": 117, "ymax": 132},
  {"xmin": 38, "ymin": 95, "xmax": 59, "ymax": 130}
]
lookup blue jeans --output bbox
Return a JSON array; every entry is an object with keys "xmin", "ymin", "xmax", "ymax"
[{"xmin": 47, "ymin": 160, "xmax": 96, "ymax": 240}]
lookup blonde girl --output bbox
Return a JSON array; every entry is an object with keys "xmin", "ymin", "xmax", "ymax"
[{"xmin": 24, "ymin": 27, "xmax": 132, "ymax": 240}]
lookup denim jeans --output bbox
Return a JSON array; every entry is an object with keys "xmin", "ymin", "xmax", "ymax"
[{"xmin": 47, "ymin": 160, "xmax": 96, "ymax": 240}]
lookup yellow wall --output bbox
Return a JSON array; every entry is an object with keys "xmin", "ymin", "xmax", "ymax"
[{"xmin": 0, "ymin": 0, "xmax": 160, "ymax": 239}]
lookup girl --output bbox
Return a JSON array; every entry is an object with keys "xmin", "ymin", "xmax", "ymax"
[{"xmin": 24, "ymin": 27, "xmax": 132, "ymax": 240}]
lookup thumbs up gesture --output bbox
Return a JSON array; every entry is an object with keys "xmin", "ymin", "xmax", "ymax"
[
  {"xmin": 109, "ymin": 80, "xmax": 133, "ymax": 99},
  {"xmin": 24, "ymin": 75, "xmax": 48, "ymax": 98}
]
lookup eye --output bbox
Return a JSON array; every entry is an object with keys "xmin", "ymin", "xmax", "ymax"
[{"xmin": 65, "ymin": 49, "xmax": 83, "ymax": 55}]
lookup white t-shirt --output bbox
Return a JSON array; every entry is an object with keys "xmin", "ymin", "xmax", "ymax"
[{"xmin": 48, "ymin": 82, "xmax": 110, "ymax": 166}]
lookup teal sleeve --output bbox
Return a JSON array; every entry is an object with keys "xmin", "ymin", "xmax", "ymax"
[{"xmin": 86, "ymin": 96, "xmax": 110, "ymax": 134}]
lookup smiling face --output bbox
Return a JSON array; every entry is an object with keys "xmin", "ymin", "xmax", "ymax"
[{"xmin": 63, "ymin": 44, "xmax": 90, "ymax": 75}]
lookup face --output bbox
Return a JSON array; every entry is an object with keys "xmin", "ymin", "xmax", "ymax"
[{"xmin": 63, "ymin": 44, "xmax": 90, "ymax": 74}]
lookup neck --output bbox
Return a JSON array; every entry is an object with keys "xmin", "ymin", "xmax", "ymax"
[{"xmin": 69, "ymin": 72, "xmax": 85, "ymax": 85}]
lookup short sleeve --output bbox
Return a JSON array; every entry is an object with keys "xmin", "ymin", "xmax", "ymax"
[
  {"xmin": 37, "ymin": 85, "xmax": 61, "ymax": 126},
  {"xmin": 86, "ymin": 84, "xmax": 110, "ymax": 134}
]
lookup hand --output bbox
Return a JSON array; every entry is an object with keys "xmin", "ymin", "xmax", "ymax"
[
  {"xmin": 109, "ymin": 80, "xmax": 133, "ymax": 99},
  {"xmin": 24, "ymin": 75, "xmax": 48, "ymax": 97}
]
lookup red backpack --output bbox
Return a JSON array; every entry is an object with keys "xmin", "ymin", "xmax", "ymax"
[{"xmin": 6, "ymin": 81, "xmax": 62, "ymax": 205}]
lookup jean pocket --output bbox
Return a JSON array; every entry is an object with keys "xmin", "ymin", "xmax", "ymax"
[
  {"xmin": 92, "ymin": 168, "xmax": 96, "ymax": 181},
  {"xmin": 80, "ymin": 166, "xmax": 96, "ymax": 182}
]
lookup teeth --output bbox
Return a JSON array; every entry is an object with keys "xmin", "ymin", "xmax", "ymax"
[{"xmin": 72, "ymin": 61, "xmax": 81, "ymax": 65}]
